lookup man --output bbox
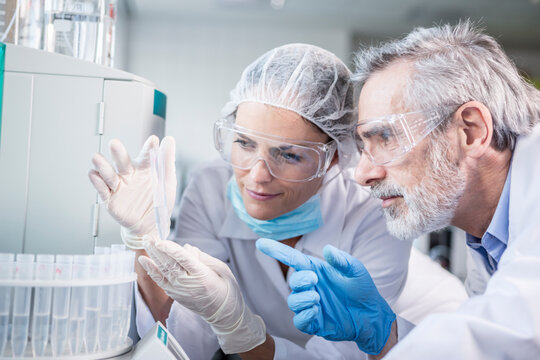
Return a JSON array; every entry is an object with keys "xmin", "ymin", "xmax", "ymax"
[{"xmin": 257, "ymin": 21, "xmax": 540, "ymax": 359}]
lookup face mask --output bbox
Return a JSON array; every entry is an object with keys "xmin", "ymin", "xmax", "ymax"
[{"xmin": 227, "ymin": 177, "xmax": 324, "ymax": 240}]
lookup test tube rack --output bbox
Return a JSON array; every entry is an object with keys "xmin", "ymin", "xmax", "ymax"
[{"xmin": 0, "ymin": 247, "xmax": 136, "ymax": 359}]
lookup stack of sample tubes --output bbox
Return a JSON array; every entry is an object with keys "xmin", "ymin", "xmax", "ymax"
[{"xmin": 0, "ymin": 245, "xmax": 136, "ymax": 358}]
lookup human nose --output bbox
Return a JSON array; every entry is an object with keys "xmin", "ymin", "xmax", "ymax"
[
  {"xmin": 249, "ymin": 159, "xmax": 273, "ymax": 183},
  {"xmin": 354, "ymin": 154, "xmax": 386, "ymax": 186}
]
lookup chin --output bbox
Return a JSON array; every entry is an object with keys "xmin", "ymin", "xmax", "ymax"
[{"xmin": 245, "ymin": 204, "xmax": 278, "ymax": 221}]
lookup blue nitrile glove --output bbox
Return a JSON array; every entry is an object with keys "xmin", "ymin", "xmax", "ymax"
[{"xmin": 256, "ymin": 238, "xmax": 396, "ymax": 355}]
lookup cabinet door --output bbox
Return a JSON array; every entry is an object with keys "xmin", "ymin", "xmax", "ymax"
[
  {"xmin": 0, "ymin": 73, "xmax": 34, "ymax": 253},
  {"xmin": 23, "ymin": 74, "xmax": 103, "ymax": 255},
  {"xmin": 95, "ymin": 80, "xmax": 166, "ymax": 247}
]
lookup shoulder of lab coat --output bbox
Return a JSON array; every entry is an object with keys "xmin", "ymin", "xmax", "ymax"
[
  {"xmin": 385, "ymin": 124, "xmax": 540, "ymax": 359},
  {"xmin": 392, "ymin": 247, "xmax": 468, "ymax": 325}
]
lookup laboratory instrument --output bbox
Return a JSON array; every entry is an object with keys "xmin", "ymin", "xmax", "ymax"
[
  {"xmin": 1, "ymin": 0, "xmax": 118, "ymax": 66},
  {"xmin": 0, "ymin": 43, "xmax": 167, "ymax": 255},
  {"xmin": 129, "ymin": 322, "xmax": 189, "ymax": 360},
  {"xmin": 0, "ymin": 36, "xmax": 168, "ymax": 359}
]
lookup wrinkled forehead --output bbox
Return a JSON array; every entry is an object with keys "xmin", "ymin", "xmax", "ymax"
[{"xmin": 358, "ymin": 61, "xmax": 413, "ymax": 122}]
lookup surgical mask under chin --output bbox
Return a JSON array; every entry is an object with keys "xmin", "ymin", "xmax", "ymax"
[{"xmin": 227, "ymin": 177, "xmax": 323, "ymax": 240}]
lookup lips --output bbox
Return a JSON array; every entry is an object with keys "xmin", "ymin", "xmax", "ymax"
[
  {"xmin": 379, "ymin": 195, "xmax": 402, "ymax": 208},
  {"xmin": 245, "ymin": 188, "xmax": 281, "ymax": 201}
]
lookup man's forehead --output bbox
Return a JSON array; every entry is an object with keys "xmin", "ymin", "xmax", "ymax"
[{"xmin": 357, "ymin": 61, "xmax": 414, "ymax": 121}]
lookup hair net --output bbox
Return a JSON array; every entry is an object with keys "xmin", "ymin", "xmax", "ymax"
[{"xmin": 221, "ymin": 43, "xmax": 357, "ymax": 168}]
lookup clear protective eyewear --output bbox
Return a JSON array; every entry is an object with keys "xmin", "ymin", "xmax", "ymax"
[
  {"xmin": 354, "ymin": 106, "xmax": 457, "ymax": 165},
  {"xmin": 214, "ymin": 119, "xmax": 337, "ymax": 182}
]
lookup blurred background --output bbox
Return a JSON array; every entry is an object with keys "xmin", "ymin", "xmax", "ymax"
[{"xmin": 114, "ymin": 0, "xmax": 540, "ymax": 173}]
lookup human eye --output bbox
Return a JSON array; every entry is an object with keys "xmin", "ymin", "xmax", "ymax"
[
  {"xmin": 354, "ymin": 130, "xmax": 365, "ymax": 153},
  {"xmin": 281, "ymin": 151, "xmax": 302, "ymax": 163},
  {"xmin": 233, "ymin": 136, "xmax": 256, "ymax": 150},
  {"xmin": 270, "ymin": 146, "xmax": 303, "ymax": 164},
  {"xmin": 363, "ymin": 125, "xmax": 394, "ymax": 146}
]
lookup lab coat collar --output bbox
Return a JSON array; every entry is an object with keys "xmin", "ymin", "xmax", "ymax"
[{"xmin": 254, "ymin": 246, "xmax": 291, "ymax": 300}]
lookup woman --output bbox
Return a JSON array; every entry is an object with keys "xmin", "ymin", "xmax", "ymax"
[{"xmin": 89, "ymin": 44, "xmax": 412, "ymax": 359}]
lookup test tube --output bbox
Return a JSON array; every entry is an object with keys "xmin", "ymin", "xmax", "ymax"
[
  {"xmin": 84, "ymin": 254, "xmax": 103, "ymax": 353},
  {"xmin": 98, "ymin": 253, "xmax": 113, "ymax": 351},
  {"xmin": 118, "ymin": 251, "xmax": 134, "ymax": 346},
  {"xmin": 109, "ymin": 250, "xmax": 123, "ymax": 349},
  {"xmin": 150, "ymin": 146, "xmax": 169, "ymax": 240},
  {"xmin": 11, "ymin": 253, "xmax": 35, "ymax": 357},
  {"xmin": 69, "ymin": 255, "xmax": 90, "ymax": 355},
  {"xmin": 94, "ymin": 246, "xmax": 110, "ymax": 255},
  {"xmin": 111, "ymin": 244, "xmax": 126, "ymax": 253},
  {"xmin": 0, "ymin": 253, "xmax": 15, "ymax": 357},
  {"xmin": 51, "ymin": 255, "xmax": 73, "ymax": 357},
  {"xmin": 31, "ymin": 254, "xmax": 55, "ymax": 357}
]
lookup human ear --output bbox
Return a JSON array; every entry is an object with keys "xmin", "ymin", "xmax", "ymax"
[
  {"xmin": 455, "ymin": 101, "xmax": 493, "ymax": 158},
  {"xmin": 329, "ymin": 152, "xmax": 339, "ymax": 168}
]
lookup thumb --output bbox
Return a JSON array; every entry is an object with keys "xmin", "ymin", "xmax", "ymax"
[{"xmin": 322, "ymin": 245, "xmax": 366, "ymax": 278}]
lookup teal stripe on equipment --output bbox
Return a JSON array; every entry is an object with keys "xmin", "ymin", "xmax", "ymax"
[
  {"xmin": 0, "ymin": 42, "xmax": 5, "ymax": 148},
  {"xmin": 153, "ymin": 89, "xmax": 167, "ymax": 119}
]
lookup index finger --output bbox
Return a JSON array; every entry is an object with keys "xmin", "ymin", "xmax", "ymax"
[{"xmin": 256, "ymin": 238, "xmax": 314, "ymax": 271}]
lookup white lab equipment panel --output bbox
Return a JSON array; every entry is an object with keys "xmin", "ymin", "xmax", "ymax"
[{"xmin": 0, "ymin": 43, "xmax": 166, "ymax": 255}]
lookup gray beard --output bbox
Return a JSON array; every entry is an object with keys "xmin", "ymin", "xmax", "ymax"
[{"xmin": 371, "ymin": 135, "xmax": 466, "ymax": 241}]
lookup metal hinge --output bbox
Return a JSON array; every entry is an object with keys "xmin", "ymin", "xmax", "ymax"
[{"xmin": 98, "ymin": 101, "xmax": 105, "ymax": 135}]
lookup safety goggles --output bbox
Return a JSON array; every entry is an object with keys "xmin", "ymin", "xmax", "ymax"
[
  {"xmin": 354, "ymin": 106, "xmax": 457, "ymax": 165},
  {"xmin": 214, "ymin": 119, "xmax": 337, "ymax": 182}
]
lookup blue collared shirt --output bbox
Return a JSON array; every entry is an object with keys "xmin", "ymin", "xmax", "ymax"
[{"xmin": 465, "ymin": 165, "xmax": 511, "ymax": 275}]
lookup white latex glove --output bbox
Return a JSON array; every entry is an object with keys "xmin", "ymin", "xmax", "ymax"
[
  {"xmin": 138, "ymin": 236, "xmax": 267, "ymax": 354},
  {"xmin": 88, "ymin": 136, "xmax": 177, "ymax": 249}
]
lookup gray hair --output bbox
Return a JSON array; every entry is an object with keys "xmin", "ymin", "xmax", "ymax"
[{"xmin": 353, "ymin": 20, "xmax": 540, "ymax": 150}]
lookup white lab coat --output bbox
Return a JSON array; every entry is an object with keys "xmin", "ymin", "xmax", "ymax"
[
  {"xmin": 392, "ymin": 247, "xmax": 468, "ymax": 325},
  {"xmin": 387, "ymin": 124, "xmax": 540, "ymax": 359},
  {"xmin": 136, "ymin": 159, "xmax": 412, "ymax": 360}
]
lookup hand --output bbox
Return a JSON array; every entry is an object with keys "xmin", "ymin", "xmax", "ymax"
[
  {"xmin": 256, "ymin": 238, "xmax": 395, "ymax": 355},
  {"xmin": 88, "ymin": 136, "xmax": 177, "ymax": 249},
  {"xmin": 139, "ymin": 236, "xmax": 266, "ymax": 354}
]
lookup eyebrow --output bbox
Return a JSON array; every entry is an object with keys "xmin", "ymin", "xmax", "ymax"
[{"xmin": 237, "ymin": 134, "xmax": 297, "ymax": 152}]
